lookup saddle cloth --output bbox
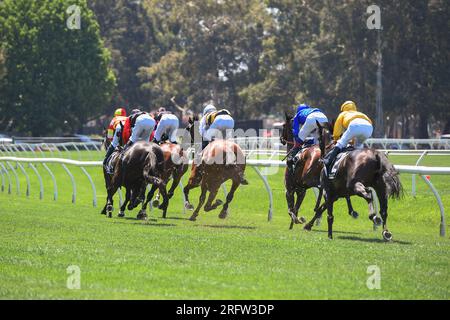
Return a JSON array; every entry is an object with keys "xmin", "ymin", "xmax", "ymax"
[
  {"xmin": 105, "ymin": 150, "xmax": 121, "ymax": 174},
  {"xmin": 327, "ymin": 145, "xmax": 355, "ymax": 179}
]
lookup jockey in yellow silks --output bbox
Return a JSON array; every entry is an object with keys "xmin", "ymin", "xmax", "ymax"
[{"xmin": 323, "ymin": 101, "xmax": 373, "ymax": 173}]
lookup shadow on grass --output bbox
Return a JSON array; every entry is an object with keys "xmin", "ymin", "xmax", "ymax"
[
  {"xmin": 165, "ymin": 216, "xmax": 190, "ymax": 221},
  {"xmin": 338, "ymin": 235, "xmax": 412, "ymax": 245},
  {"xmin": 308, "ymin": 229, "xmax": 362, "ymax": 235},
  {"xmin": 197, "ymin": 224, "xmax": 257, "ymax": 230}
]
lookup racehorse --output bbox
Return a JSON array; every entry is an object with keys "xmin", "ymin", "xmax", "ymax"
[
  {"xmin": 148, "ymin": 140, "xmax": 189, "ymax": 208},
  {"xmin": 104, "ymin": 141, "xmax": 169, "ymax": 219},
  {"xmin": 183, "ymin": 117, "xmax": 247, "ymax": 221},
  {"xmin": 304, "ymin": 122, "xmax": 403, "ymax": 241},
  {"xmin": 281, "ymin": 113, "xmax": 359, "ymax": 229}
]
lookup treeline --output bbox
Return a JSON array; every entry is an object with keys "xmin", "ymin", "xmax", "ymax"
[{"xmin": 1, "ymin": 0, "xmax": 449, "ymax": 137}]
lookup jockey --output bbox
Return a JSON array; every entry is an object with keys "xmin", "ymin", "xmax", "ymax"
[
  {"xmin": 152, "ymin": 107, "xmax": 180, "ymax": 144},
  {"xmin": 286, "ymin": 104, "xmax": 328, "ymax": 174},
  {"xmin": 106, "ymin": 108, "xmax": 127, "ymax": 142},
  {"xmin": 199, "ymin": 104, "xmax": 234, "ymax": 150},
  {"xmin": 104, "ymin": 108, "xmax": 127, "ymax": 166},
  {"xmin": 122, "ymin": 108, "xmax": 156, "ymax": 151},
  {"xmin": 323, "ymin": 100, "xmax": 373, "ymax": 174}
]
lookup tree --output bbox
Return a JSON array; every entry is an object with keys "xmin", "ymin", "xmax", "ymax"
[{"xmin": 0, "ymin": 0, "xmax": 115, "ymax": 135}]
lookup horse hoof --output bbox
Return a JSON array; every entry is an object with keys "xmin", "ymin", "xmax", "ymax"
[
  {"xmin": 108, "ymin": 212, "xmax": 112, "ymax": 218},
  {"xmin": 118, "ymin": 211, "xmax": 125, "ymax": 218},
  {"xmin": 350, "ymin": 210, "xmax": 359, "ymax": 219},
  {"xmin": 189, "ymin": 215, "xmax": 197, "ymax": 221},
  {"xmin": 152, "ymin": 199, "xmax": 160, "ymax": 207},
  {"xmin": 382, "ymin": 230, "xmax": 392, "ymax": 241},
  {"xmin": 303, "ymin": 224, "xmax": 312, "ymax": 231},
  {"xmin": 373, "ymin": 216, "xmax": 383, "ymax": 226},
  {"xmin": 218, "ymin": 211, "xmax": 228, "ymax": 219},
  {"xmin": 136, "ymin": 210, "xmax": 147, "ymax": 220},
  {"xmin": 185, "ymin": 201, "xmax": 194, "ymax": 211},
  {"xmin": 298, "ymin": 216, "xmax": 306, "ymax": 224}
]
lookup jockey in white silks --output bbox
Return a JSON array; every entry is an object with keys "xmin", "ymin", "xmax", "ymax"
[{"xmin": 152, "ymin": 107, "xmax": 180, "ymax": 144}]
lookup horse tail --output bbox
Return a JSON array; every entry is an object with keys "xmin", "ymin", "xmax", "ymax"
[{"xmin": 375, "ymin": 151, "xmax": 403, "ymax": 200}]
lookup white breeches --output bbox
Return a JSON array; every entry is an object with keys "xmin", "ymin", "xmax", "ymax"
[
  {"xmin": 130, "ymin": 115, "xmax": 156, "ymax": 143},
  {"xmin": 298, "ymin": 112, "xmax": 329, "ymax": 143},
  {"xmin": 154, "ymin": 114, "xmax": 179, "ymax": 142},
  {"xmin": 203, "ymin": 115, "xmax": 235, "ymax": 141},
  {"xmin": 336, "ymin": 118, "xmax": 373, "ymax": 149},
  {"xmin": 111, "ymin": 126, "xmax": 122, "ymax": 148}
]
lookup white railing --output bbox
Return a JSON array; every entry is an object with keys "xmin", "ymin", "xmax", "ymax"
[
  {"xmin": 233, "ymin": 136, "xmax": 450, "ymax": 150},
  {"xmin": 0, "ymin": 156, "xmax": 448, "ymax": 237}
]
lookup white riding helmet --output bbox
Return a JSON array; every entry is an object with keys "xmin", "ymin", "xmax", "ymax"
[{"xmin": 203, "ymin": 104, "xmax": 216, "ymax": 116}]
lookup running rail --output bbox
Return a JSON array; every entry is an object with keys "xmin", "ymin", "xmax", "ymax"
[{"xmin": 0, "ymin": 156, "xmax": 448, "ymax": 237}]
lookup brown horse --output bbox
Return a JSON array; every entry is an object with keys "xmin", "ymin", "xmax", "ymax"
[
  {"xmin": 104, "ymin": 141, "xmax": 169, "ymax": 219},
  {"xmin": 304, "ymin": 122, "xmax": 403, "ymax": 241},
  {"xmin": 183, "ymin": 118, "xmax": 247, "ymax": 221},
  {"xmin": 281, "ymin": 113, "xmax": 359, "ymax": 229},
  {"xmin": 148, "ymin": 141, "xmax": 189, "ymax": 209}
]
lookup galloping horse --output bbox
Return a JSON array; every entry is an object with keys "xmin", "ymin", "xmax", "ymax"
[
  {"xmin": 304, "ymin": 122, "xmax": 403, "ymax": 241},
  {"xmin": 148, "ymin": 141, "xmax": 189, "ymax": 208},
  {"xmin": 281, "ymin": 113, "xmax": 359, "ymax": 229},
  {"xmin": 104, "ymin": 141, "xmax": 169, "ymax": 219},
  {"xmin": 183, "ymin": 117, "xmax": 247, "ymax": 221}
]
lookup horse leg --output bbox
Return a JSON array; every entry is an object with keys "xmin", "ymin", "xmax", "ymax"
[
  {"xmin": 168, "ymin": 167, "xmax": 183, "ymax": 199},
  {"xmin": 352, "ymin": 182, "xmax": 380, "ymax": 226},
  {"xmin": 118, "ymin": 188, "xmax": 131, "ymax": 217},
  {"xmin": 183, "ymin": 164, "xmax": 202, "ymax": 211},
  {"xmin": 326, "ymin": 194, "xmax": 335, "ymax": 239},
  {"xmin": 203, "ymin": 185, "xmax": 222, "ymax": 212},
  {"xmin": 106, "ymin": 184, "xmax": 119, "ymax": 218},
  {"xmin": 294, "ymin": 190, "xmax": 307, "ymax": 223},
  {"xmin": 374, "ymin": 184, "xmax": 392, "ymax": 241},
  {"xmin": 152, "ymin": 190, "xmax": 161, "ymax": 207},
  {"xmin": 189, "ymin": 182, "xmax": 208, "ymax": 221},
  {"xmin": 218, "ymin": 180, "xmax": 240, "ymax": 219},
  {"xmin": 138, "ymin": 184, "xmax": 158, "ymax": 220},
  {"xmin": 157, "ymin": 181, "xmax": 169, "ymax": 218},
  {"xmin": 304, "ymin": 188, "xmax": 325, "ymax": 231},
  {"xmin": 285, "ymin": 189, "xmax": 297, "ymax": 229},
  {"xmin": 346, "ymin": 196, "xmax": 359, "ymax": 219}
]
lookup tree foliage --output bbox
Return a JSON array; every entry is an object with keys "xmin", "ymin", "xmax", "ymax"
[{"xmin": 0, "ymin": 0, "xmax": 115, "ymax": 135}]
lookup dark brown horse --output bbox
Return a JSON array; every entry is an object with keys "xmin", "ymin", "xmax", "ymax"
[
  {"xmin": 104, "ymin": 141, "xmax": 169, "ymax": 219},
  {"xmin": 304, "ymin": 122, "xmax": 403, "ymax": 241},
  {"xmin": 183, "ymin": 118, "xmax": 247, "ymax": 221},
  {"xmin": 148, "ymin": 141, "xmax": 189, "ymax": 208},
  {"xmin": 281, "ymin": 113, "xmax": 359, "ymax": 229}
]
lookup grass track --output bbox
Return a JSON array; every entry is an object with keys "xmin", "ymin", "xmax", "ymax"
[{"xmin": 0, "ymin": 152, "xmax": 449, "ymax": 299}]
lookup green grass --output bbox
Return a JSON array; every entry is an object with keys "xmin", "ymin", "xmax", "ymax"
[{"xmin": 0, "ymin": 152, "xmax": 449, "ymax": 299}]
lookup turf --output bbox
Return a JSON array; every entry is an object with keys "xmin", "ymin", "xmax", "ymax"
[{"xmin": 0, "ymin": 152, "xmax": 449, "ymax": 299}]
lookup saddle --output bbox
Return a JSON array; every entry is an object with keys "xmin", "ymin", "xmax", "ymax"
[
  {"xmin": 327, "ymin": 145, "xmax": 355, "ymax": 179},
  {"xmin": 105, "ymin": 148, "xmax": 122, "ymax": 174}
]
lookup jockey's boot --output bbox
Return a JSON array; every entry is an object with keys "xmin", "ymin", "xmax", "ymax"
[
  {"xmin": 152, "ymin": 138, "xmax": 159, "ymax": 144},
  {"xmin": 103, "ymin": 145, "xmax": 115, "ymax": 166},
  {"xmin": 122, "ymin": 140, "xmax": 133, "ymax": 153},
  {"xmin": 286, "ymin": 145, "xmax": 302, "ymax": 176},
  {"xmin": 201, "ymin": 140, "xmax": 210, "ymax": 150},
  {"xmin": 323, "ymin": 146, "xmax": 341, "ymax": 175}
]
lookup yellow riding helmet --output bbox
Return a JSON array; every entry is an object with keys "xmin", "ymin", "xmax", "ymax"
[
  {"xmin": 114, "ymin": 108, "xmax": 127, "ymax": 117},
  {"xmin": 340, "ymin": 101, "xmax": 357, "ymax": 112}
]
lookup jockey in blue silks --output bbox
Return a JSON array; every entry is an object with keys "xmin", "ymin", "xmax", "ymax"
[{"xmin": 287, "ymin": 104, "xmax": 329, "ymax": 174}]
